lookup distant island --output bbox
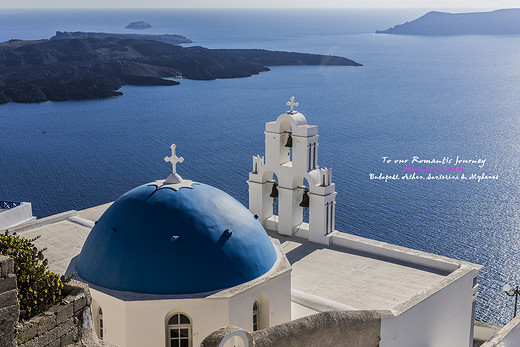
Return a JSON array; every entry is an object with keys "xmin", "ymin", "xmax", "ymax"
[
  {"xmin": 126, "ymin": 21, "xmax": 152, "ymax": 30},
  {"xmin": 376, "ymin": 8, "xmax": 520, "ymax": 35},
  {"xmin": 0, "ymin": 36, "xmax": 361, "ymax": 104},
  {"xmin": 51, "ymin": 31, "xmax": 192, "ymax": 45}
]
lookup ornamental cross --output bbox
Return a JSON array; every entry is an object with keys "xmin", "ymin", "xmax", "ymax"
[
  {"xmin": 286, "ymin": 96, "xmax": 299, "ymax": 113},
  {"xmin": 164, "ymin": 144, "xmax": 184, "ymax": 175}
]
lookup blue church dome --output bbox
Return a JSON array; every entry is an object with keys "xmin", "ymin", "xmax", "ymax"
[{"xmin": 76, "ymin": 182, "xmax": 278, "ymax": 295}]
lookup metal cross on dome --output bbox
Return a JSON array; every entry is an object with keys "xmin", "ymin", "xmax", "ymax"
[
  {"xmin": 286, "ymin": 96, "xmax": 299, "ymax": 113},
  {"xmin": 164, "ymin": 144, "xmax": 184, "ymax": 175}
]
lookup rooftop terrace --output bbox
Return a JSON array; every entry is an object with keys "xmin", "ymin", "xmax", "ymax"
[
  {"xmin": 270, "ymin": 231, "xmax": 449, "ymax": 312},
  {"xmin": 4, "ymin": 202, "xmax": 478, "ymax": 324}
]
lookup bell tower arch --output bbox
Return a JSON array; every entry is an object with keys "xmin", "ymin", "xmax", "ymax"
[{"xmin": 248, "ymin": 97, "xmax": 337, "ymax": 245}]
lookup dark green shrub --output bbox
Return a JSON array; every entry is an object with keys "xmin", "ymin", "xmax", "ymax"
[{"xmin": 0, "ymin": 233, "xmax": 73, "ymax": 321}]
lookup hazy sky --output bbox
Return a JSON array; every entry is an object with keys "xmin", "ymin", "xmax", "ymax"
[{"xmin": 1, "ymin": 0, "xmax": 519, "ymax": 9}]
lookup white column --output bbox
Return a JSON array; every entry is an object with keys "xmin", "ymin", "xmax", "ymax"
[
  {"xmin": 308, "ymin": 192, "xmax": 336, "ymax": 245},
  {"xmin": 292, "ymin": 134, "xmax": 318, "ymax": 173},
  {"xmin": 277, "ymin": 186, "xmax": 299, "ymax": 236},
  {"xmin": 248, "ymin": 180, "xmax": 274, "ymax": 225}
]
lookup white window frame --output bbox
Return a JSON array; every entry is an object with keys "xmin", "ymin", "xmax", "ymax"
[
  {"xmin": 98, "ymin": 307, "xmax": 104, "ymax": 340},
  {"xmin": 253, "ymin": 300, "xmax": 260, "ymax": 331},
  {"xmin": 167, "ymin": 313, "xmax": 192, "ymax": 347}
]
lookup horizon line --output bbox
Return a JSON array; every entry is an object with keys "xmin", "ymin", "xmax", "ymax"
[{"xmin": 0, "ymin": 6, "xmax": 515, "ymax": 10}]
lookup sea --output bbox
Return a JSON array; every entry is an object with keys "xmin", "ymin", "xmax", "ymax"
[{"xmin": 1, "ymin": 8, "xmax": 519, "ymax": 325}]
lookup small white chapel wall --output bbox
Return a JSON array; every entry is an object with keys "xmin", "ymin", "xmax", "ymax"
[
  {"xmin": 482, "ymin": 314, "xmax": 520, "ymax": 346},
  {"xmin": 90, "ymin": 273, "xmax": 291, "ymax": 347},
  {"xmin": 0, "ymin": 202, "xmax": 35, "ymax": 230},
  {"xmin": 87, "ymin": 238, "xmax": 291, "ymax": 347},
  {"xmin": 380, "ymin": 269, "xmax": 475, "ymax": 347},
  {"xmin": 499, "ymin": 320, "xmax": 520, "ymax": 346},
  {"xmin": 91, "ymin": 289, "xmax": 127, "ymax": 346},
  {"xmin": 124, "ymin": 298, "xmax": 230, "ymax": 347},
  {"xmin": 228, "ymin": 270, "xmax": 292, "ymax": 331},
  {"xmin": 91, "ymin": 289, "xmax": 232, "ymax": 347}
]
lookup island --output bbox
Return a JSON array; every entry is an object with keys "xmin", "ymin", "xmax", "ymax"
[
  {"xmin": 126, "ymin": 21, "xmax": 152, "ymax": 30},
  {"xmin": 376, "ymin": 8, "xmax": 520, "ymax": 35},
  {"xmin": 51, "ymin": 31, "xmax": 192, "ymax": 45},
  {"xmin": 0, "ymin": 36, "xmax": 362, "ymax": 104}
]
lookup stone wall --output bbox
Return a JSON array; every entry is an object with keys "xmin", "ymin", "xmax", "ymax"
[
  {"xmin": 201, "ymin": 310, "xmax": 390, "ymax": 347},
  {"xmin": 0, "ymin": 255, "xmax": 97, "ymax": 347},
  {"xmin": 0, "ymin": 255, "xmax": 19, "ymax": 347},
  {"xmin": 16, "ymin": 279, "xmax": 93, "ymax": 347}
]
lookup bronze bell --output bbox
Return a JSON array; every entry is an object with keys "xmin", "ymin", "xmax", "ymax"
[
  {"xmin": 269, "ymin": 182, "xmax": 279, "ymax": 198},
  {"xmin": 299, "ymin": 190, "xmax": 310, "ymax": 208},
  {"xmin": 285, "ymin": 133, "xmax": 293, "ymax": 148}
]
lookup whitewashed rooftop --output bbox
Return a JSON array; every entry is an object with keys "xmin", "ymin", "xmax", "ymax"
[
  {"xmin": 270, "ymin": 231, "xmax": 448, "ymax": 313},
  {"xmin": 4, "ymin": 202, "xmax": 479, "ymax": 322}
]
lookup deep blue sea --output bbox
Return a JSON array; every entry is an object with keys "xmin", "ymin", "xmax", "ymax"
[{"xmin": 1, "ymin": 8, "xmax": 520, "ymax": 325}]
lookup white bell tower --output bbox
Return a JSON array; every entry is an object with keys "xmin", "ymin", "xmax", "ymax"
[{"xmin": 248, "ymin": 97, "xmax": 337, "ymax": 245}]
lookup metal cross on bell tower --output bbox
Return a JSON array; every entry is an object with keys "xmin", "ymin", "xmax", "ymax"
[
  {"xmin": 164, "ymin": 144, "xmax": 184, "ymax": 175},
  {"xmin": 286, "ymin": 96, "xmax": 299, "ymax": 113},
  {"xmin": 248, "ymin": 98, "xmax": 337, "ymax": 245}
]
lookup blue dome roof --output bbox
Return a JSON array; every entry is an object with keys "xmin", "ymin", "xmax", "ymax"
[{"xmin": 76, "ymin": 183, "xmax": 277, "ymax": 295}]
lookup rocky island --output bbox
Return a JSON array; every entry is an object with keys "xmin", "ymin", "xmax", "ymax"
[
  {"xmin": 0, "ymin": 37, "xmax": 361, "ymax": 104},
  {"xmin": 126, "ymin": 21, "xmax": 152, "ymax": 29},
  {"xmin": 376, "ymin": 8, "xmax": 520, "ymax": 35},
  {"xmin": 51, "ymin": 31, "xmax": 192, "ymax": 45}
]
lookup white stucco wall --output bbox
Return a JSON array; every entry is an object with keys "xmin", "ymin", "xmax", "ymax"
[
  {"xmin": 501, "ymin": 323, "xmax": 520, "ymax": 346},
  {"xmin": 91, "ymin": 290, "xmax": 127, "ymax": 346},
  {"xmin": 91, "ymin": 290, "xmax": 232, "ymax": 347},
  {"xmin": 228, "ymin": 270, "xmax": 291, "ymax": 331},
  {"xmin": 482, "ymin": 315, "xmax": 520, "ymax": 346},
  {"xmin": 0, "ymin": 202, "xmax": 35, "ymax": 230},
  {"xmin": 380, "ymin": 269, "xmax": 475, "ymax": 347},
  {"xmin": 473, "ymin": 322, "xmax": 501, "ymax": 342},
  {"xmin": 87, "ymin": 240, "xmax": 291, "ymax": 347},
  {"xmin": 127, "ymin": 298, "xmax": 230, "ymax": 347},
  {"xmin": 90, "ymin": 272, "xmax": 290, "ymax": 347}
]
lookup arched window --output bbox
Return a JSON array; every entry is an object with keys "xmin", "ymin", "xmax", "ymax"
[
  {"xmin": 167, "ymin": 313, "xmax": 192, "ymax": 347},
  {"xmin": 253, "ymin": 300, "xmax": 259, "ymax": 331},
  {"xmin": 271, "ymin": 173, "xmax": 279, "ymax": 217},
  {"xmin": 253, "ymin": 294, "xmax": 269, "ymax": 331},
  {"xmin": 98, "ymin": 307, "xmax": 104, "ymax": 340},
  {"xmin": 301, "ymin": 178, "xmax": 311, "ymax": 224}
]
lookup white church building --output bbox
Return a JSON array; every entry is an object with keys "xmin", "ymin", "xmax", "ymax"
[{"xmin": 5, "ymin": 97, "xmax": 517, "ymax": 346}]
